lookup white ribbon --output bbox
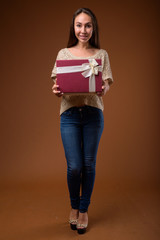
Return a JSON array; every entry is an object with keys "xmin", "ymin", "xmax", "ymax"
[{"xmin": 57, "ymin": 59, "xmax": 102, "ymax": 92}]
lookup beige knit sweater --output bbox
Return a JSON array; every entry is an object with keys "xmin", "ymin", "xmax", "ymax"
[{"xmin": 51, "ymin": 48, "xmax": 113, "ymax": 115}]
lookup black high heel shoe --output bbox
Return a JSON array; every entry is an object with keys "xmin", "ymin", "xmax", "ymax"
[
  {"xmin": 69, "ymin": 219, "xmax": 78, "ymax": 230},
  {"xmin": 77, "ymin": 223, "xmax": 88, "ymax": 234}
]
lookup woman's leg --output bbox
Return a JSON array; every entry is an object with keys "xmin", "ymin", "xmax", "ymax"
[
  {"xmin": 60, "ymin": 109, "xmax": 83, "ymax": 210},
  {"xmin": 79, "ymin": 107, "xmax": 104, "ymax": 213}
]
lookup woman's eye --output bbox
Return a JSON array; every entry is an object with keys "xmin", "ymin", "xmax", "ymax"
[
  {"xmin": 76, "ymin": 24, "xmax": 81, "ymax": 27},
  {"xmin": 86, "ymin": 24, "xmax": 92, "ymax": 28}
]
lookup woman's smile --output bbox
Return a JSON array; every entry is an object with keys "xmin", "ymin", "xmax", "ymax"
[{"xmin": 79, "ymin": 35, "xmax": 88, "ymax": 39}]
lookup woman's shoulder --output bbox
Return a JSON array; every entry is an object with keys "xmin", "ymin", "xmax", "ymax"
[
  {"xmin": 56, "ymin": 48, "xmax": 67, "ymax": 58},
  {"xmin": 58, "ymin": 48, "xmax": 67, "ymax": 53},
  {"xmin": 98, "ymin": 48, "xmax": 109, "ymax": 56}
]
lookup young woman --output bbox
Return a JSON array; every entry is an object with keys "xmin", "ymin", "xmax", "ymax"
[{"xmin": 51, "ymin": 8, "xmax": 113, "ymax": 234}]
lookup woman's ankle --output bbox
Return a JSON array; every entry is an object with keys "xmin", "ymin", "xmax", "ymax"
[
  {"xmin": 78, "ymin": 212, "xmax": 88, "ymax": 222},
  {"xmin": 69, "ymin": 208, "xmax": 79, "ymax": 219}
]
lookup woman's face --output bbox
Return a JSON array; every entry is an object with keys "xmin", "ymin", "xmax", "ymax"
[{"xmin": 74, "ymin": 13, "xmax": 93, "ymax": 44}]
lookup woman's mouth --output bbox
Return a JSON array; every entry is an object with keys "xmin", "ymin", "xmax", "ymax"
[{"xmin": 79, "ymin": 35, "xmax": 88, "ymax": 40}]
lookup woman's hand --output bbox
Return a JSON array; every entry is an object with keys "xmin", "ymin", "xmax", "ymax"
[
  {"xmin": 97, "ymin": 80, "xmax": 110, "ymax": 96},
  {"xmin": 52, "ymin": 79, "xmax": 63, "ymax": 97}
]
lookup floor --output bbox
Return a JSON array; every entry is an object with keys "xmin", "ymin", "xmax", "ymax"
[{"xmin": 0, "ymin": 180, "xmax": 159, "ymax": 240}]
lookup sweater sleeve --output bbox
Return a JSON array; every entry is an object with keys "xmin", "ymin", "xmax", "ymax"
[
  {"xmin": 102, "ymin": 50, "xmax": 113, "ymax": 85},
  {"xmin": 51, "ymin": 62, "xmax": 57, "ymax": 83},
  {"xmin": 51, "ymin": 49, "xmax": 63, "ymax": 83}
]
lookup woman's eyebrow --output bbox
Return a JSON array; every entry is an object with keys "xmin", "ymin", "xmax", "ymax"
[{"xmin": 75, "ymin": 21, "xmax": 92, "ymax": 24}]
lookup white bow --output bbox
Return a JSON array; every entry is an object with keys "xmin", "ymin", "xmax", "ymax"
[{"xmin": 81, "ymin": 59, "xmax": 102, "ymax": 92}]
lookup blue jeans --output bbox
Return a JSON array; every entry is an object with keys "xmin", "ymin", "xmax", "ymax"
[{"xmin": 60, "ymin": 106, "xmax": 104, "ymax": 213}]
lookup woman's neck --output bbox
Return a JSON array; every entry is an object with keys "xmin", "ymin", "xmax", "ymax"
[{"xmin": 74, "ymin": 42, "xmax": 91, "ymax": 50}]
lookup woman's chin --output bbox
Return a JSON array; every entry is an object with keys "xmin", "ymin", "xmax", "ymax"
[{"xmin": 78, "ymin": 38, "xmax": 89, "ymax": 43}]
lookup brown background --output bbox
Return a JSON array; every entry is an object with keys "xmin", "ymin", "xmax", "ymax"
[
  {"xmin": 0, "ymin": 0, "xmax": 160, "ymax": 239},
  {"xmin": 0, "ymin": 0, "xmax": 159, "ymax": 187}
]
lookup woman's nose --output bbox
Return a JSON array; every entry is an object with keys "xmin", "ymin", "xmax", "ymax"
[{"xmin": 81, "ymin": 26, "xmax": 86, "ymax": 33}]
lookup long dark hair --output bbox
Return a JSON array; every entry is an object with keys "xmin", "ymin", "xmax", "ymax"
[{"xmin": 67, "ymin": 8, "xmax": 100, "ymax": 49}]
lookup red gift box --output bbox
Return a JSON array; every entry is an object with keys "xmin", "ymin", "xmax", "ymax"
[{"xmin": 56, "ymin": 59, "xmax": 102, "ymax": 93}]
